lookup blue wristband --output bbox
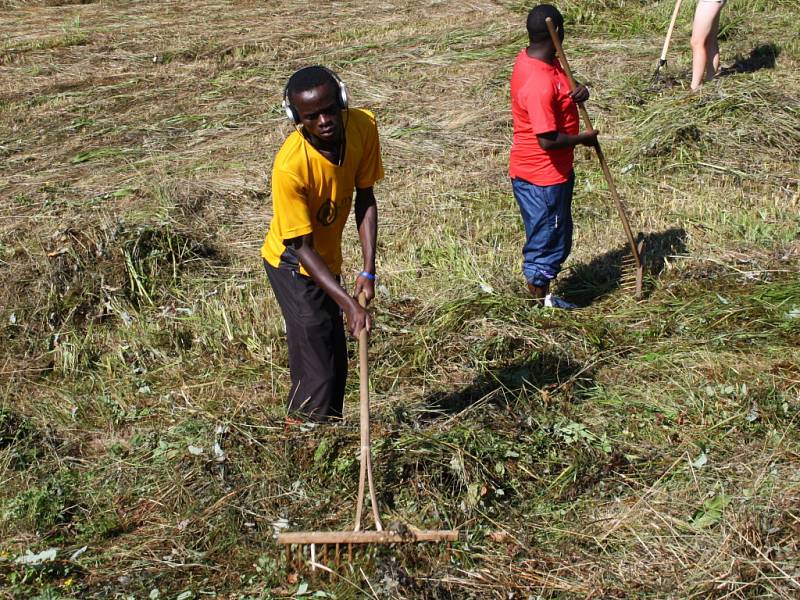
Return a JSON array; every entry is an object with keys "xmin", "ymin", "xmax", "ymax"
[{"xmin": 359, "ymin": 271, "xmax": 376, "ymax": 281}]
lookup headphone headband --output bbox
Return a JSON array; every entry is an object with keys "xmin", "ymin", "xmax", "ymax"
[{"xmin": 282, "ymin": 66, "xmax": 349, "ymax": 124}]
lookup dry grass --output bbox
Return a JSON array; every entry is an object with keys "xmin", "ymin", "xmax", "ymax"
[{"xmin": 1, "ymin": 0, "xmax": 798, "ymax": 598}]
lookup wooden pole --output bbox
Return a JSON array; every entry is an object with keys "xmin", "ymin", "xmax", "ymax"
[
  {"xmin": 658, "ymin": 0, "xmax": 685, "ymax": 69},
  {"xmin": 353, "ymin": 292, "xmax": 383, "ymax": 532}
]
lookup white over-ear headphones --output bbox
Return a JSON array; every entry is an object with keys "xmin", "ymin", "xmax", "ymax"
[{"xmin": 282, "ymin": 66, "xmax": 349, "ymax": 124}]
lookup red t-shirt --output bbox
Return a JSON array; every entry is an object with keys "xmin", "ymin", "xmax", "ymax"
[{"xmin": 509, "ymin": 49, "xmax": 579, "ymax": 186}]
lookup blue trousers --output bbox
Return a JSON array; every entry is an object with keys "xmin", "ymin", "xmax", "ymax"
[{"xmin": 512, "ymin": 173, "xmax": 574, "ymax": 288}]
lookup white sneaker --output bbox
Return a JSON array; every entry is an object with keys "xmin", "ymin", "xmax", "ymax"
[{"xmin": 544, "ymin": 293, "xmax": 577, "ymax": 309}]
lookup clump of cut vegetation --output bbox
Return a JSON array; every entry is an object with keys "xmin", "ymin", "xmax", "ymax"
[
  {"xmin": 1, "ymin": 0, "xmax": 798, "ymax": 598},
  {"xmin": 627, "ymin": 79, "xmax": 799, "ymax": 172},
  {"xmin": 1, "ymin": 217, "xmax": 223, "ymax": 382}
]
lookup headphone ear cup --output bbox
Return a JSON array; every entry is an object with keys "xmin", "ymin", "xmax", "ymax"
[{"xmin": 282, "ymin": 99, "xmax": 299, "ymax": 124}]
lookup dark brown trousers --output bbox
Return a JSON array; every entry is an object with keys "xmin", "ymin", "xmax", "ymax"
[{"xmin": 264, "ymin": 260, "xmax": 347, "ymax": 421}]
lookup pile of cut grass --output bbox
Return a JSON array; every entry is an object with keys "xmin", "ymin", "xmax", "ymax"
[{"xmin": 627, "ymin": 78, "xmax": 799, "ymax": 178}]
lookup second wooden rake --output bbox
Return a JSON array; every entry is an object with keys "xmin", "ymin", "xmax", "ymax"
[{"xmin": 545, "ymin": 17, "xmax": 645, "ymax": 298}]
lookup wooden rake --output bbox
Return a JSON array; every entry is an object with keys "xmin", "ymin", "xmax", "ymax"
[
  {"xmin": 277, "ymin": 293, "xmax": 459, "ymax": 573},
  {"xmin": 545, "ymin": 17, "xmax": 645, "ymax": 298}
]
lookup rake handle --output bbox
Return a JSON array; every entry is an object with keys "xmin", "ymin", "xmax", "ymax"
[
  {"xmin": 660, "ymin": 0, "xmax": 685, "ymax": 64},
  {"xmin": 354, "ymin": 292, "xmax": 383, "ymax": 532},
  {"xmin": 544, "ymin": 17, "xmax": 641, "ymax": 269}
]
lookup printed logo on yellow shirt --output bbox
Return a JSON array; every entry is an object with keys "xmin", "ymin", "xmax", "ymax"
[{"xmin": 316, "ymin": 199, "xmax": 337, "ymax": 226}]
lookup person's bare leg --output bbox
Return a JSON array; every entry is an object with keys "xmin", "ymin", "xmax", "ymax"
[
  {"xmin": 704, "ymin": 37, "xmax": 717, "ymax": 82},
  {"xmin": 690, "ymin": 22, "xmax": 710, "ymax": 88},
  {"xmin": 710, "ymin": 11, "xmax": 722, "ymax": 76},
  {"xmin": 691, "ymin": 2, "xmax": 723, "ymax": 90}
]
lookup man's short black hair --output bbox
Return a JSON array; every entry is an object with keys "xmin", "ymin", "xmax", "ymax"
[
  {"xmin": 526, "ymin": 4, "xmax": 564, "ymax": 44},
  {"xmin": 285, "ymin": 65, "xmax": 338, "ymax": 103}
]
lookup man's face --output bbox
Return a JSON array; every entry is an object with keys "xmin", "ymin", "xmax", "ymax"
[{"xmin": 291, "ymin": 81, "xmax": 343, "ymax": 144}]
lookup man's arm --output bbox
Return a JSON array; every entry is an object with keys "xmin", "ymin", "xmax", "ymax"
[
  {"xmin": 537, "ymin": 129, "xmax": 598, "ymax": 150},
  {"xmin": 536, "ymin": 83, "xmax": 596, "ymax": 150},
  {"xmin": 287, "ymin": 234, "xmax": 370, "ymax": 337},
  {"xmin": 353, "ymin": 186, "xmax": 377, "ymax": 304}
]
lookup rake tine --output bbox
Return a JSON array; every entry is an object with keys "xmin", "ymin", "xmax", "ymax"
[
  {"xmin": 635, "ymin": 239, "xmax": 645, "ymax": 297},
  {"xmin": 651, "ymin": 59, "xmax": 666, "ymax": 84},
  {"xmin": 335, "ymin": 543, "xmax": 341, "ymax": 569}
]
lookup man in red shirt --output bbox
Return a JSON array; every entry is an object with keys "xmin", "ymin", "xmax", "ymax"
[{"xmin": 509, "ymin": 4, "xmax": 597, "ymax": 308}]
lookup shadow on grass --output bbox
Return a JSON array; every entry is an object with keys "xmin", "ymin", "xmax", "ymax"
[
  {"xmin": 416, "ymin": 351, "xmax": 591, "ymax": 421},
  {"xmin": 556, "ymin": 227, "xmax": 687, "ymax": 306},
  {"xmin": 719, "ymin": 43, "xmax": 780, "ymax": 76}
]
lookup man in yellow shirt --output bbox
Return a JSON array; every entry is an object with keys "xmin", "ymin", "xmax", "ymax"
[{"xmin": 261, "ymin": 66, "xmax": 383, "ymax": 422}]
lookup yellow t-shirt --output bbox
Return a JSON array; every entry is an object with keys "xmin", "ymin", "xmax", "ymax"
[{"xmin": 260, "ymin": 108, "xmax": 384, "ymax": 276}]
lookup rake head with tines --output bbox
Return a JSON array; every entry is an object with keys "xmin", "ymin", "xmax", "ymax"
[
  {"xmin": 279, "ymin": 528, "xmax": 460, "ymax": 577},
  {"xmin": 621, "ymin": 237, "xmax": 646, "ymax": 298}
]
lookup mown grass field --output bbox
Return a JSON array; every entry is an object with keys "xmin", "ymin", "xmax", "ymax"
[{"xmin": 1, "ymin": 0, "xmax": 798, "ymax": 598}]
